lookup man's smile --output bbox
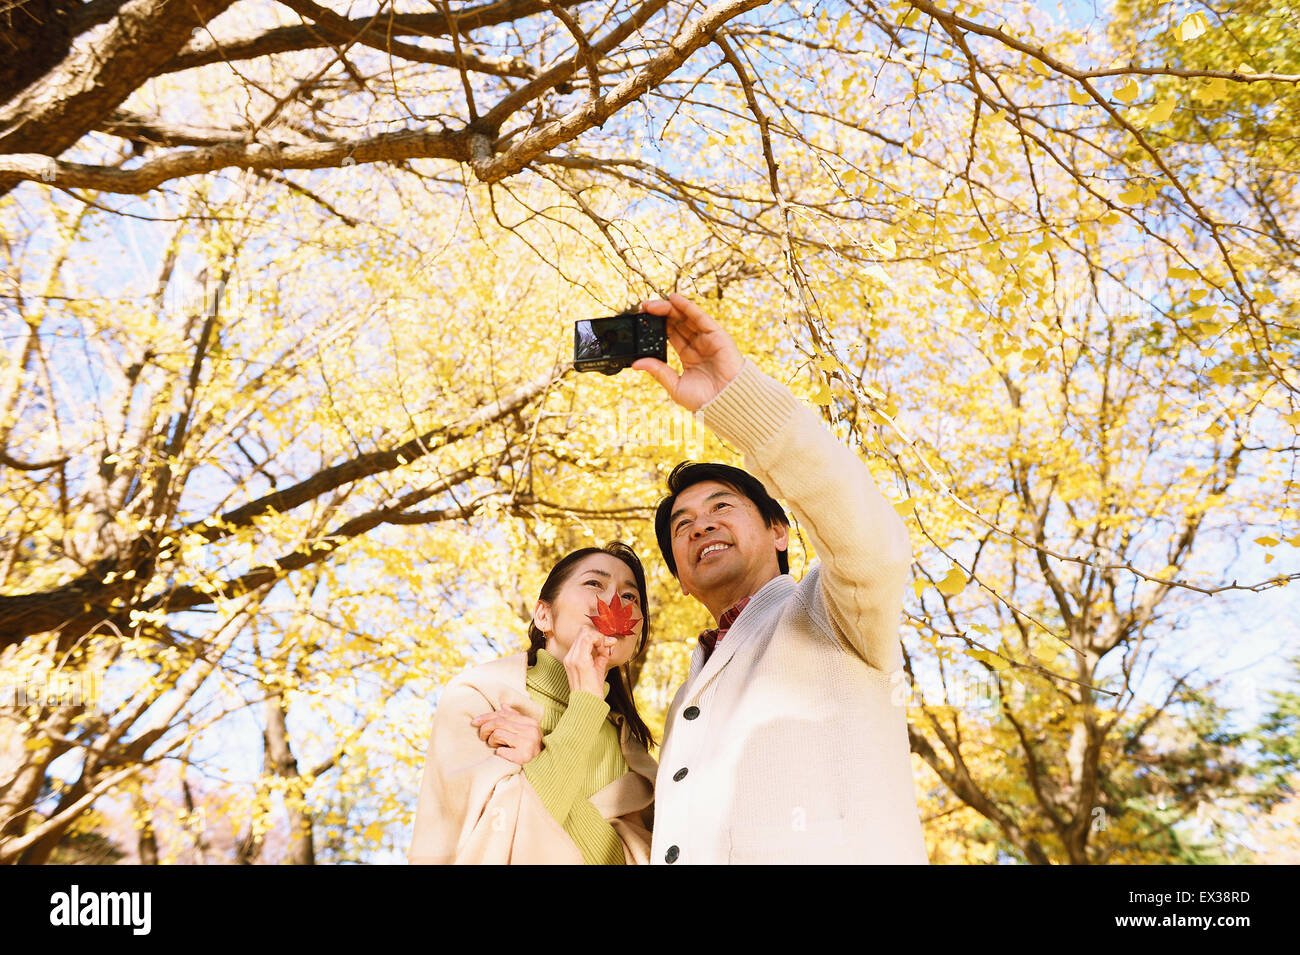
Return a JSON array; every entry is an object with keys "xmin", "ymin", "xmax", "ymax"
[{"xmin": 696, "ymin": 541, "xmax": 732, "ymax": 564}]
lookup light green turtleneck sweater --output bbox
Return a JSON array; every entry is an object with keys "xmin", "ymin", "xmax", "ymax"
[{"xmin": 523, "ymin": 649, "xmax": 628, "ymax": 865}]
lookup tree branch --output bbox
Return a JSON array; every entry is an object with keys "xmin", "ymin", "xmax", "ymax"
[
  {"xmin": 184, "ymin": 367, "xmax": 565, "ymax": 543},
  {"xmin": 272, "ymin": 0, "xmax": 536, "ymax": 80},
  {"xmin": 251, "ymin": 169, "xmax": 359, "ymax": 227},
  {"xmin": 0, "ymin": 0, "xmax": 238, "ymax": 196},
  {"xmin": 0, "ymin": 367, "xmax": 567, "ymax": 645},
  {"xmin": 162, "ymin": 0, "xmax": 587, "ymax": 74},
  {"xmin": 0, "ymin": 449, "xmax": 69, "ymax": 471},
  {"xmin": 154, "ymin": 475, "xmax": 511, "ymax": 613},
  {"xmin": 541, "ymin": 0, "xmax": 602, "ymax": 101},
  {"xmin": 471, "ymin": 0, "xmax": 770, "ymax": 183},
  {"xmin": 0, "ymin": 128, "xmax": 472, "ymax": 193},
  {"xmin": 96, "ymin": 109, "xmax": 254, "ymax": 149}
]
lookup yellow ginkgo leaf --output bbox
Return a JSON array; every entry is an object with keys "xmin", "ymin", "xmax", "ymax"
[
  {"xmin": 1032, "ymin": 643, "xmax": 1057, "ymax": 665},
  {"xmin": 1113, "ymin": 78, "xmax": 1140, "ymax": 103},
  {"xmin": 870, "ymin": 236, "xmax": 898, "ymax": 257},
  {"xmin": 814, "ymin": 355, "xmax": 838, "ymax": 372},
  {"xmin": 966, "ymin": 648, "xmax": 1011, "ymax": 670},
  {"xmin": 1177, "ymin": 12, "xmax": 1208, "ymax": 42},
  {"xmin": 1118, "ymin": 185, "xmax": 1145, "ymax": 204},
  {"xmin": 1282, "ymin": 411, "xmax": 1300, "ymax": 427},
  {"xmin": 1208, "ymin": 366, "xmax": 1232, "ymax": 386},
  {"xmin": 1068, "ymin": 85, "xmax": 1092, "ymax": 105},
  {"xmin": 1169, "ymin": 266, "xmax": 1198, "ymax": 279},
  {"xmin": 1146, "ymin": 95, "xmax": 1176, "ymax": 123},
  {"xmin": 1100, "ymin": 210, "xmax": 1122, "ymax": 225},
  {"xmin": 1254, "ymin": 536, "xmax": 1280, "ymax": 547},
  {"xmin": 1193, "ymin": 77, "xmax": 1227, "ymax": 104},
  {"xmin": 891, "ymin": 497, "xmax": 914, "ymax": 517},
  {"xmin": 936, "ymin": 565, "xmax": 968, "ymax": 596},
  {"xmin": 812, "ymin": 382, "xmax": 832, "ymax": 405}
]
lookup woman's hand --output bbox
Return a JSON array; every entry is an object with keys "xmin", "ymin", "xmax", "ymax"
[
  {"xmin": 563, "ymin": 625, "xmax": 616, "ymax": 697},
  {"xmin": 471, "ymin": 705, "xmax": 542, "ymax": 765}
]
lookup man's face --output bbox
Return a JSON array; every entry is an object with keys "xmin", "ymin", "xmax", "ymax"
[{"xmin": 667, "ymin": 480, "xmax": 788, "ymax": 608}]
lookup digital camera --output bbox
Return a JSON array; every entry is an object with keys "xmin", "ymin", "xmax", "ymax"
[{"xmin": 573, "ymin": 312, "xmax": 668, "ymax": 375}]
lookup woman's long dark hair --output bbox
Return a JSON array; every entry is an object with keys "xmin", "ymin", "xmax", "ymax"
[{"xmin": 526, "ymin": 541, "xmax": 655, "ymax": 748}]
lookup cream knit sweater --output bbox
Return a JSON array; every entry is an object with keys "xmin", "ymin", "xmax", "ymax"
[{"xmin": 649, "ymin": 360, "xmax": 929, "ymax": 865}]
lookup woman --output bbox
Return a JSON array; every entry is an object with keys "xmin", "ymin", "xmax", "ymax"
[{"xmin": 408, "ymin": 542, "xmax": 657, "ymax": 864}]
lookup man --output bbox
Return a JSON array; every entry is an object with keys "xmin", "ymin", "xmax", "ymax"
[
  {"xmin": 628, "ymin": 294, "xmax": 928, "ymax": 864},
  {"xmin": 473, "ymin": 293, "xmax": 928, "ymax": 864}
]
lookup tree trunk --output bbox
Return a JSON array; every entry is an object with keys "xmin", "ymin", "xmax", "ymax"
[
  {"xmin": 135, "ymin": 791, "xmax": 158, "ymax": 865},
  {"xmin": 180, "ymin": 773, "xmax": 207, "ymax": 864},
  {"xmin": 264, "ymin": 692, "xmax": 314, "ymax": 865},
  {"xmin": 0, "ymin": 0, "xmax": 238, "ymax": 197},
  {"xmin": 0, "ymin": 704, "xmax": 77, "ymax": 863},
  {"xmin": 0, "ymin": 0, "xmax": 79, "ymax": 103}
]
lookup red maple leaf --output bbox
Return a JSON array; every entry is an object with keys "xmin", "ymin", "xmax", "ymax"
[{"xmin": 587, "ymin": 593, "xmax": 641, "ymax": 637}]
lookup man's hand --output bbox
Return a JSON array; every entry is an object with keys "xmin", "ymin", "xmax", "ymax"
[
  {"xmin": 631, "ymin": 293, "xmax": 744, "ymax": 411},
  {"xmin": 471, "ymin": 705, "xmax": 542, "ymax": 765}
]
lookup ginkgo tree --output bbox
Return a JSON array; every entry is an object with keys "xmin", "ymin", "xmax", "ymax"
[
  {"xmin": 0, "ymin": 171, "xmax": 663, "ymax": 862},
  {"xmin": 2, "ymin": 0, "xmax": 1297, "ymax": 863}
]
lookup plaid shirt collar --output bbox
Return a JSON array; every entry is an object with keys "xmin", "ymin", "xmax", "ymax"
[{"xmin": 698, "ymin": 596, "xmax": 753, "ymax": 662}]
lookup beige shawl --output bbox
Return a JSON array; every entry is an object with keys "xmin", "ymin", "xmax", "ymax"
[{"xmin": 408, "ymin": 652, "xmax": 656, "ymax": 864}]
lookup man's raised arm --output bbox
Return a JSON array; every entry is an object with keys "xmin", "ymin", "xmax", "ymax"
[{"xmin": 633, "ymin": 294, "xmax": 911, "ymax": 672}]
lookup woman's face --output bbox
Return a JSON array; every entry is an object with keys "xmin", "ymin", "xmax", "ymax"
[{"xmin": 534, "ymin": 553, "xmax": 644, "ymax": 669}]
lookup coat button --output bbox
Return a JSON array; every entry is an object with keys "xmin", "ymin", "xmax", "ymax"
[
  {"xmin": 673, "ymin": 767, "xmax": 688, "ymax": 782},
  {"xmin": 665, "ymin": 845, "xmax": 680, "ymax": 863},
  {"xmin": 683, "ymin": 706, "xmax": 700, "ymax": 720}
]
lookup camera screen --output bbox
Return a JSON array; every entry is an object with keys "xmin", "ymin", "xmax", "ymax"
[{"xmin": 575, "ymin": 317, "xmax": 636, "ymax": 361}]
